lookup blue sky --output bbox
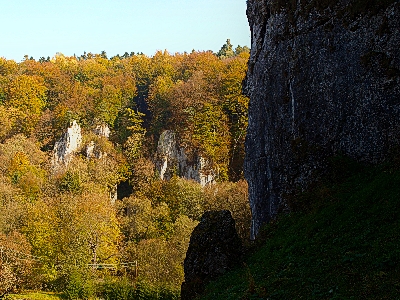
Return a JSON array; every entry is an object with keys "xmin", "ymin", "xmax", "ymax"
[{"xmin": 0, "ymin": 0, "xmax": 250, "ymax": 61}]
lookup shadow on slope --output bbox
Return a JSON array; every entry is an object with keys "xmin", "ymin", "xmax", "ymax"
[{"xmin": 200, "ymin": 155, "xmax": 400, "ymax": 299}]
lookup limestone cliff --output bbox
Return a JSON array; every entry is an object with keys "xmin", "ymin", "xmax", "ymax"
[
  {"xmin": 52, "ymin": 120, "xmax": 82, "ymax": 170},
  {"xmin": 52, "ymin": 122, "xmax": 117, "ymax": 202},
  {"xmin": 52, "ymin": 122, "xmax": 111, "ymax": 168},
  {"xmin": 156, "ymin": 130, "xmax": 215, "ymax": 186},
  {"xmin": 86, "ymin": 124, "xmax": 111, "ymax": 160},
  {"xmin": 245, "ymin": 0, "xmax": 400, "ymax": 238}
]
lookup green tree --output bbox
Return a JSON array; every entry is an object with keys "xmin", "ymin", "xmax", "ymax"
[
  {"xmin": 217, "ymin": 39, "xmax": 235, "ymax": 59},
  {"xmin": 203, "ymin": 180, "xmax": 251, "ymax": 242},
  {"xmin": 234, "ymin": 45, "xmax": 250, "ymax": 55},
  {"xmin": 119, "ymin": 108, "xmax": 146, "ymax": 164},
  {"xmin": 191, "ymin": 103, "xmax": 231, "ymax": 180},
  {"xmin": 221, "ymin": 52, "xmax": 250, "ymax": 179},
  {"xmin": 147, "ymin": 75, "xmax": 174, "ymax": 137}
]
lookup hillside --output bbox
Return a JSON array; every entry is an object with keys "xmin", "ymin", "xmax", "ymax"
[
  {"xmin": 200, "ymin": 157, "xmax": 400, "ymax": 299},
  {"xmin": 194, "ymin": 1, "xmax": 400, "ymax": 298},
  {"xmin": 0, "ymin": 44, "xmax": 251, "ymax": 298}
]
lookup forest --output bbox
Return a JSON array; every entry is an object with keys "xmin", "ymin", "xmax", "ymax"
[{"xmin": 0, "ymin": 40, "xmax": 251, "ymax": 299}]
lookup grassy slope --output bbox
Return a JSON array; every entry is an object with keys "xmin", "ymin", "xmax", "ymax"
[
  {"xmin": 201, "ymin": 159, "xmax": 400, "ymax": 299},
  {"xmin": 7, "ymin": 292, "xmax": 63, "ymax": 300}
]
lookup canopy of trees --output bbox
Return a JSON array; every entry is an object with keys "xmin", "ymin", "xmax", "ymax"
[{"xmin": 0, "ymin": 42, "xmax": 251, "ymax": 298}]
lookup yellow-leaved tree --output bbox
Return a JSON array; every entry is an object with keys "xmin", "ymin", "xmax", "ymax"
[{"xmin": 4, "ymin": 75, "xmax": 47, "ymax": 136}]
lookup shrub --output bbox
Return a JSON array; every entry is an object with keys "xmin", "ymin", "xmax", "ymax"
[
  {"xmin": 99, "ymin": 277, "xmax": 180, "ymax": 300},
  {"xmin": 64, "ymin": 269, "xmax": 95, "ymax": 300},
  {"xmin": 59, "ymin": 171, "xmax": 82, "ymax": 194},
  {"xmin": 100, "ymin": 276, "xmax": 135, "ymax": 300}
]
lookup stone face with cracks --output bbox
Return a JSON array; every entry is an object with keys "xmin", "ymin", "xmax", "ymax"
[{"xmin": 245, "ymin": 1, "xmax": 400, "ymax": 239}]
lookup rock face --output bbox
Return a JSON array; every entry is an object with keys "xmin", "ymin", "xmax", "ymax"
[
  {"xmin": 181, "ymin": 210, "xmax": 243, "ymax": 300},
  {"xmin": 244, "ymin": 1, "xmax": 400, "ymax": 238},
  {"xmin": 52, "ymin": 122, "xmax": 111, "ymax": 168},
  {"xmin": 52, "ymin": 122, "xmax": 117, "ymax": 202},
  {"xmin": 93, "ymin": 124, "xmax": 111, "ymax": 139},
  {"xmin": 52, "ymin": 120, "xmax": 82, "ymax": 169},
  {"xmin": 156, "ymin": 130, "xmax": 215, "ymax": 186},
  {"xmin": 86, "ymin": 124, "xmax": 111, "ymax": 159}
]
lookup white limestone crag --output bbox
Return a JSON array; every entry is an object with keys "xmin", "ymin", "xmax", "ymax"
[
  {"xmin": 156, "ymin": 130, "xmax": 215, "ymax": 187},
  {"xmin": 52, "ymin": 120, "xmax": 82, "ymax": 169},
  {"xmin": 86, "ymin": 124, "xmax": 110, "ymax": 159},
  {"xmin": 94, "ymin": 124, "xmax": 111, "ymax": 139},
  {"xmin": 52, "ymin": 121, "xmax": 117, "ymax": 202}
]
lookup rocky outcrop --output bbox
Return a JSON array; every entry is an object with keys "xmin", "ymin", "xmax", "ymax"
[
  {"xmin": 52, "ymin": 121, "xmax": 117, "ymax": 202},
  {"xmin": 156, "ymin": 130, "xmax": 215, "ymax": 186},
  {"xmin": 181, "ymin": 210, "xmax": 243, "ymax": 300},
  {"xmin": 52, "ymin": 122, "xmax": 111, "ymax": 168},
  {"xmin": 85, "ymin": 141, "xmax": 98, "ymax": 160},
  {"xmin": 86, "ymin": 124, "xmax": 111, "ymax": 159},
  {"xmin": 245, "ymin": 1, "xmax": 400, "ymax": 238},
  {"xmin": 52, "ymin": 120, "xmax": 82, "ymax": 169},
  {"xmin": 86, "ymin": 123, "xmax": 117, "ymax": 203},
  {"xmin": 93, "ymin": 124, "xmax": 110, "ymax": 139}
]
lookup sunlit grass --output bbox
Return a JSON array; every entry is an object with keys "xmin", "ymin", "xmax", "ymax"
[{"xmin": 7, "ymin": 292, "xmax": 63, "ymax": 300}]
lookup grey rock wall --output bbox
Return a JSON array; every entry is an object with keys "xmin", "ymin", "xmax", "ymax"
[{"xmin": 245, "ymin": 0, "xmax": 400, "ymax": 238}]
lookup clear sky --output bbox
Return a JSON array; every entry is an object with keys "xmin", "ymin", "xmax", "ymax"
[{"xmin": 0, "ymin": 0, "xmax": 250, "ymax": 61}]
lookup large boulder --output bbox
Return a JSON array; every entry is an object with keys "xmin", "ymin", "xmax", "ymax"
[{"xmin": 181, "ymin": 210, "xmax": 243, "ymax": 299}]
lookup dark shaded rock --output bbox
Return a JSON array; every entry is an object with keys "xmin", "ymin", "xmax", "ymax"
[
  {"xmin": 245, "ymin": 1, "xmax": 400, "ymax": 238},
  {"xmin": 181, "ymin": 210, "xmax": 243, "ymax": 300}
]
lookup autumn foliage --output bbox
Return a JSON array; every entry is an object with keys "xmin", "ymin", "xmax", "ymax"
[{"xmin": 0, "ymin": 43, "xmax": 250, "ymax": 298}]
